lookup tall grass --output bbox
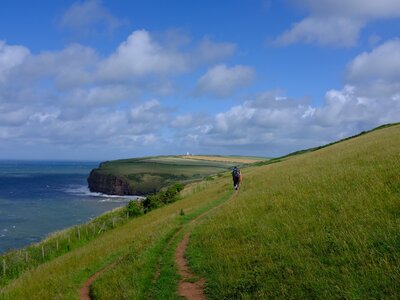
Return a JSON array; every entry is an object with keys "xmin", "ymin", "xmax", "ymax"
[{"xmin": 187, "ymin": 124, "xmax": 400, "ymax": 298}]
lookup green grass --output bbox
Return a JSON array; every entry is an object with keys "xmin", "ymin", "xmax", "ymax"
[{"xmin": 187, "ymin": 124, "xmax": 400, "ymax": 299}]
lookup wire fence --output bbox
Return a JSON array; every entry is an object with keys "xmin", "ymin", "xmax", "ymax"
[{"xmin": 0, "ymin": 207, "xmax": 130, "ymax": 287}]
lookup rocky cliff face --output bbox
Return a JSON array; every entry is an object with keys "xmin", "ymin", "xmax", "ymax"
[{"xmin": 87, "ymin": 170, "xmax": 134, "ymax": 196}]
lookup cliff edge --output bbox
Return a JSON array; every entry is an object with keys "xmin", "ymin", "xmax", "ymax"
[{"xmin": 87, "ymin": 169, "xmax": 135, "ymax": 196}]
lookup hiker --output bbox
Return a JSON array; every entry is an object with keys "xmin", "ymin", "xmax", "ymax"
[{"xmin": 232, "ymin": 166, "xmax": 241, "ymax": 190}]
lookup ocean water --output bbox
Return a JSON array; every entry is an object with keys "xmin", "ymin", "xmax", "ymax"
[{"xmin": 0, "ymin": 160, "xmax": 135, "ymax": 254}]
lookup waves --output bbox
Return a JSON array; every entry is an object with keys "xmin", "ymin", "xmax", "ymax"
[{"xmin": 64, "ymin": 185, "xmax": 143, "ymax": 202}]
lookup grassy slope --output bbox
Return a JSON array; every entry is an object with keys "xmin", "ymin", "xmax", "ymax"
[
  {"xmin": 1, "ymin": 178, "xmax": 231, "ymax": 299},
  {"xmin": 187, "ymin": 124, "xmax": 400, "ymax": 298}
]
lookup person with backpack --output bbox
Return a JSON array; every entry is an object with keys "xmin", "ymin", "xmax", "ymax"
[{"xmin": 232, "ymin": 166, "xmax": 241, "ymax": 190}]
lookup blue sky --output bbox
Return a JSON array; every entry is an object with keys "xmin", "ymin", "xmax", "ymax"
[{"xmin": 0, "ymin": 0, "xmax": 399, "ymax": 160}]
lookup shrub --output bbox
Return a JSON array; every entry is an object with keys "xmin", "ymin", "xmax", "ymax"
[
  {"xmin": 126, "ymin": 201, "xmax": 143, "ymax": 217},
  {"xmin": 142, "ymin": 183, "xmax": 185, "ymax": 212},
  {"xmin": 143, "ymin": 194, "xmax": 162, "ymax": 213}
]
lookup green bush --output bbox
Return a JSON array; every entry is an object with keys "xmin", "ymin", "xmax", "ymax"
[
  {"xmin": 143, "ymin": 194, "xmax": 162, "ymax": 212},
  {"xmin": 126, "ymin": 201, "xmax": 143, "ymax": 217},
  {"xmin": 142, "ymin": 183, "xmax": 184, "ymax": 212}
]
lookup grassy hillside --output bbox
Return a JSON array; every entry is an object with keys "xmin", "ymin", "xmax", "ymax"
[
  {"xmin": 1, "ymin": 124, "xmax": 399, "ymax": 299},
  {"xmin": 187, "ymin": 124, "xmax": 400, "ymax": 298}
]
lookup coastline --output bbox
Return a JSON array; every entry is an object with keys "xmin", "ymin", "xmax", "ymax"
[
  {"xmin": 0, "ymin": 192, "xmax": 144, "ymax": 255},
  {"xmin": 0, "ymin": 160, "xmax": 144, "ymax": 255},
  {"xmin": 0, "ymin": 196, "xmax": 139, "ymax": 287}
]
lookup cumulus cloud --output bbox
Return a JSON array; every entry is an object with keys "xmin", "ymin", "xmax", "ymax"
[
  {"xmin": 0, "ymin": 41, "xmax": 30, "ymax": 83},
  {"xmin": 0, "ymin": 30, "xmax": 236, "ymax": 158},
  {"xmin": 299, "ymin": 0, "xmax": 400, "ymax": 18},
  {"xmin": 60, "ymin": 0, "xmax": 127, "ymax": 35},
  {"xmin": 347, "ymin": 39, "xmax": 400, "ymax": 82},
  {"xmin": 98, "ymin": 30, "xmax": 236, "ymax": 81},
  {"xmin": 196, "ymin": 64, "xmax": 255, "ymax": 98},
  {"xmin": 275, "ymin": 17, "xmax": 363, "ymax": 47},
  {"xmin": 192, "ymin": 81, "xmax": 399, "ymax": 156},
  {"xmin": 171, "ymin": 113, "xmax": 210, "ymax": 129},
  {"xmin": 66, "ymin": 84, "xmax": 138, "ymax": 107},
  {"xmin": 275, "ymin": 0, "xmax": 400, "ymax": 46},
  {"xmin": 17, "ymin": 44, "xmax": 98, "ymax": 89},
  {"xmin": 0, "ymin": 105, "xmax": 32, "ymax": 126},
  {"xmin": 194, "ymin": 37, "xmax": 236, "ymax": 64},
  {"xmin": 188, "ymin": 40, "xmax": 400, "ymax": 155},
  {"xmin": 99, "ymin": 30, "xmax": 187, "ymax": 79}
]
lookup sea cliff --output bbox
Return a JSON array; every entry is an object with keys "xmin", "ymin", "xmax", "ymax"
[
  {"xmin": 87, "ymin": 169, "xmax": 135, "ymax": 195},
  {"xmin": 87, "ymin": 156, "xmax": 242, "ymax": 196}
]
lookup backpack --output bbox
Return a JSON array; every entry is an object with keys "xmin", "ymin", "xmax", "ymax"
[{"xmin": 233, "ymin": 168, "xmax": 240, "ymax": 179}]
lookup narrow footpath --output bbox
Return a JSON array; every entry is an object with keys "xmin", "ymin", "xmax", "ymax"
[
  {"xmin": 79, "ymin": 190, "xmax": 238, "ymax": 300},
  {"xmin": 175, "ymin": 190, "xmax": 238, "ymax": 300}
]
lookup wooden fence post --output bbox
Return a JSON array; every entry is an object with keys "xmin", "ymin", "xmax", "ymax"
[
  {"xmin": 25, "ymin": 251, "xmax": 28, "ymax": 263},
  {"xmin": 3, "ymin": 258, "xmax": 5, "ymax": 276},
  {"xmin": 56, "ymin": 239, "xmax": 59, "ymax": 251},
  {"xmin": 41, "ymin": 246, "xmax": 45, "ymax": 259},
  {"xmin": 78, "ymin": 227, "xmax": 81, "ymax": 241},
  {"xmin": 112, "ymin": 218, "xmax": 115, "ymax": 228}
]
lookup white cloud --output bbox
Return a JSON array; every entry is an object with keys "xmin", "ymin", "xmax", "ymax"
[
  {"xmin": 196, "ymin": 64, "xmax": 255, "ymax": 97},
  {"xmin": 300, "ymin": 0, "xmax": 400, "ymax": 18},
  {"xmin": 19, "ymin": 44, "xmax": 98, "ymax": 89},
  {"xmin": 193, "ymin": 40, "xmax": 400, "ymax": 154},
  {"xmin": 0, "ymin": 105, "xmax": 32, "ymax": 126},
  {"xmin": 275, "ymin": 17, "xmax": 363, "ymax": 47},
  {"xmin": 0, "ymin": 41, "xmax": 30, "ymax": 83},
  {"xmin": 347, "ymin": 39, "xmax": 400, "ymax": 82},
  {"xmin": 60, "ymin": 0, "xmax": 126, "ymax": 35},
  {"xmin": 276, "ymin": 0, "xmax": 400, "ymax": 46},
  {"xmin": 192, "ymin": 82, "xmax": 399, "ymax": 156},
  {"xmin": 66, "ymin": 84, "xmax": 138, "ymax": 107},
  {"xmin": 194, "ymin": 37, "xmax": 236, "ymax": 64},
  {"xmin": 171, "ymin": 113, "xmax": 210, "ymax": 129},
  {"xmin": 98, "ymin": 30, "xmax": 236, "ymax": 81},
  {"xmin": 99, "ymin": 30, "xmax": 188, "ymax": 80},
  {"xmin": 128, "ymin": 99, "xmax": 172, "ymax": 135}
]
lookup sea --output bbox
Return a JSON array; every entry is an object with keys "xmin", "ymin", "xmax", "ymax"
[{"xmin": 0, "ymin": 160, "xmax": 136, "ymax": 254}]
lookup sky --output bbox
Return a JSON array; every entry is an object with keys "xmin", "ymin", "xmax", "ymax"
[{"xmin": 0, "ymin": 0, "xmax": 399, "ymax": 160}]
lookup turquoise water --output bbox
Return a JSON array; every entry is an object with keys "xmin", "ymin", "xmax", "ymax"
[{"xmin": 0, "ymin": 160, "xmax": 135, "ymax": 254}]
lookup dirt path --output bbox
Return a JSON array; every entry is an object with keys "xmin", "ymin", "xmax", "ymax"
[
  {"xmin": 79, "ymin": 262, "xmax": 116, "ymax": 300},
  {"xmin": 176, "ymin": 233, "xmax": 206, "ymax": 300},
  {"xmin": 79, "ymin": 191, "xmax": 238, "ymax": 300},
  {"xmin": 176, "ymin": 191, "xmax": 238, "ymax": 300}
]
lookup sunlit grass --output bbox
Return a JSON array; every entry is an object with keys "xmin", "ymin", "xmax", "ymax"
[{"xmin": 187, "ymin": 124, "xmax": 400, "ymax": 299}]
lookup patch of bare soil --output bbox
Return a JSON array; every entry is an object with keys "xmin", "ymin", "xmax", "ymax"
[
  {"xmin": 176, "ymin": 233, "xmax": 206, "ymax": 300},
  {"xmin": 79, "ymin": 263, "xmax": 116, "ymax": 300}
]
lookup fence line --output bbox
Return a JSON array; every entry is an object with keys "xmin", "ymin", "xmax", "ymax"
[{"xmin": 0, "ymin": 213, "xmax": 129, "ymax": 283}]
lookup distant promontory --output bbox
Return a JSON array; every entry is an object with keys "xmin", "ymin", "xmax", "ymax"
[{"xmin": 87, "ymin": 155, "xmax": 264, "ymax": 196}]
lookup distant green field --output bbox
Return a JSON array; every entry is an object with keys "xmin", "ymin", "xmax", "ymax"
[{"xmin": 89, "ymin": 155, "xmax": 262, "ymax": 195}]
